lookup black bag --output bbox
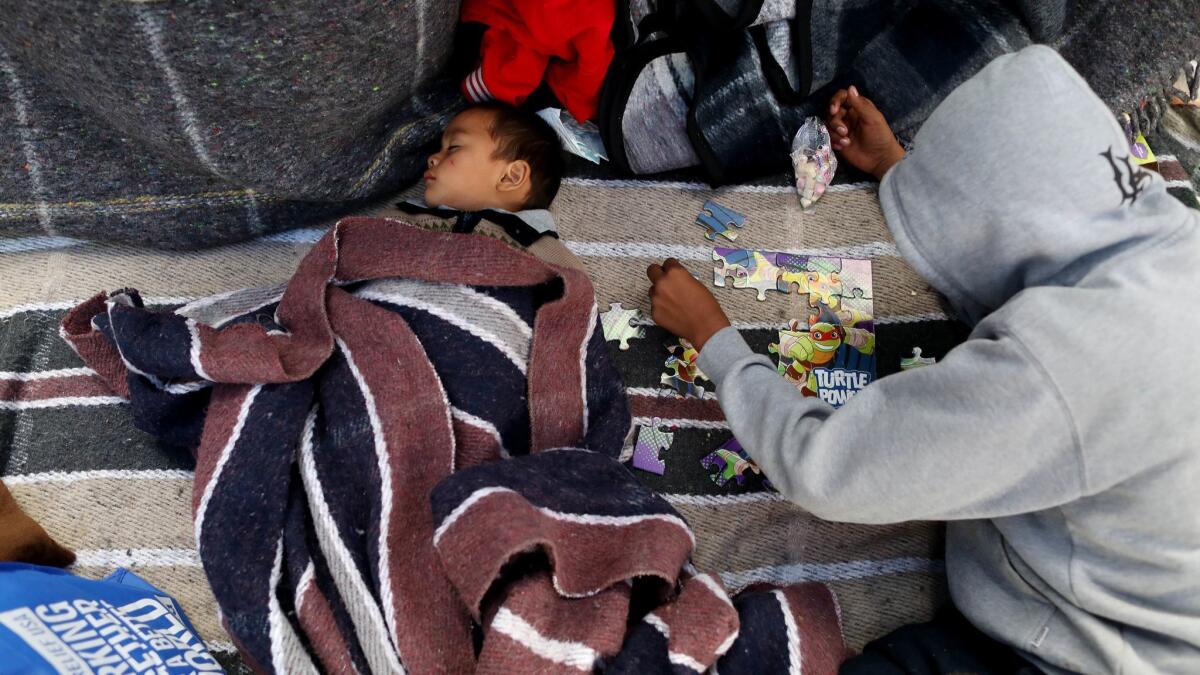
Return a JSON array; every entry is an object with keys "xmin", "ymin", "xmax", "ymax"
[{"xmin": 599, "ymin": 0, "xmax": 814, "ymax": 185}]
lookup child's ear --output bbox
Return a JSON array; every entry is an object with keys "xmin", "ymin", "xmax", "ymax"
[{"xmin": 497, "ymin": 159, "xmax": 531, "ymax": 194}]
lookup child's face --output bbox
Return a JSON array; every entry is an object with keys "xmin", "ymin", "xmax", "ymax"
[{"xmin": 424, "ymin": 109, "xmax": 514, "ymax": 211}]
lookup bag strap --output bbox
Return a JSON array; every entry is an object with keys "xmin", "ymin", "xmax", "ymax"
[{"xmin": 750, "ymin": 0, "xmax": 814, "ymax": 106}]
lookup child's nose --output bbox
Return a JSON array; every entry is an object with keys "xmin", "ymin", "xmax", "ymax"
[{"xmin": 427, "ymin": 154, "xmax": 439, "ymax": 168}]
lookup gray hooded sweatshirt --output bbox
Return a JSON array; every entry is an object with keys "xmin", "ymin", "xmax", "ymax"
[{"xmin": 698, "ymin": 46, "xmax": 1200, "ymax": 674}]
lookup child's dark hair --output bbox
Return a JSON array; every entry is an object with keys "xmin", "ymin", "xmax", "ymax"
[{"xmin": 473, "ymin": 102, "xmax": 565, "ymax": 210}]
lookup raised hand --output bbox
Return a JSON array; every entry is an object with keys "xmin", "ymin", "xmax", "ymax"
[{"xmin": 827, "ymin": 86, "xmax": 906, "ymax": 180}]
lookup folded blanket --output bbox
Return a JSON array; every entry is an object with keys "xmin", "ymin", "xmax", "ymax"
[{"xmin": 61, "ymin": 218, "xmax": 847, "ymax": 673}]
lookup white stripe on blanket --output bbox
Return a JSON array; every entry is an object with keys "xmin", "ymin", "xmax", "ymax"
[
  {"xmin": 774, "ymin": 589, "xmax": 803, "ymax": 675},
  {"xmin": 432, "ymin": 486, "xmax": 695, "ymax": 550},
  {"xmin": 336, "ymin": 336, "xmax": 406, "ymax": 662},
  {"xmin": 193, "ymin": 386, "xmax": 260, "ymax": 552},
  {"xmin": 297, "ymin": 406, "xmax": 408, "ymax": 675},
  {"xmin": 490, "ymin": 608, "xmax": 598, "ymax": 671}
]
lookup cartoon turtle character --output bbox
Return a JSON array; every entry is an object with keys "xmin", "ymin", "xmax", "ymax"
[{"xmin": 768, "ymin": 303, "xmax": 875, "ymax": 396}]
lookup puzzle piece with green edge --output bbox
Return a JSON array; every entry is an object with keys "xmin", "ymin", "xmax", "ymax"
[
  {"xmin": 900, "ymin": 347, "xmax": 937, "ymax": 370},
  {"xmin": 599, "ymin": 302, "xmax": 645, "ymax": 350},
  {"xmin": 700, "ymin": 438, "xmax": 763, "ymax": 487}
]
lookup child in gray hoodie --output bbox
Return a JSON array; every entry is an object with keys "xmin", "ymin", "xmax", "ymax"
[{"xmin": 647, "ymin": 46, "xmax": 1200, "ymax": 674}]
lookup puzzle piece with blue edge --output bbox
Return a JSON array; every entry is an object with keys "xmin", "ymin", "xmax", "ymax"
[
  {"xmin": 695, "ymin": 200, "xmax": 747, "ymax": 242},
  {"xmin": 631, "ymin": 420, "xmax": 674, "ymax": 475},
  {"xmin": 599, "ymin": 302, "xmax": 645, "ymax": 350},
  {"xmin": 700, "ymin": 438, "xmax": 763, "ymax": 487}
]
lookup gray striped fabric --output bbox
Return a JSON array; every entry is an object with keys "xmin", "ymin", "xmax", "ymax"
[{"xmin": 0, "ymin": 1, "xmax": 463, "ymax": 249}]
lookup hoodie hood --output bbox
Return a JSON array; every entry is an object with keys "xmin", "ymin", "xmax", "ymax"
[{"xmin": 879, "ymin": 45, "xmax": 1197, "ymax": 324}]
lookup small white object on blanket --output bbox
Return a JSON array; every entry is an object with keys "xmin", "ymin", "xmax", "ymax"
[{"xmin": 790, "ymin": 117, "xmax": 837, "ymax": 209}]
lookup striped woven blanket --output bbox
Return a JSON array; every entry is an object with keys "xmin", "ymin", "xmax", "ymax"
[
  {"xmin": 11, "ymin": 165, "xmax": 1194, "ymax": 671},
  {"xmin": 54, "ymin": 218, "xmax": 847, "ymax": 672}
]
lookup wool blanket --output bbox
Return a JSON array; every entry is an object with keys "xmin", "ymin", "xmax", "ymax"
[
  {"xmin": 58, "ymin": 217, "xmax": 847, "ymax": 673},
  {"xmin": 0, "ymin": 1, "xmax": 463, "ymax": 249}
]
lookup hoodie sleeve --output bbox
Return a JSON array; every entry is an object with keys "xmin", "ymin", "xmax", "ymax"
[{"xmin": 698, "ymin": 326, "xmax": 1085, "ymax": 524}]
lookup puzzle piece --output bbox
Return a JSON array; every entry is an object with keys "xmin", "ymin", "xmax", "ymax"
[
  {"xmin": 739, "ymin": 251, "xmax": 783, "ymax": 301},
  {"xmin": 900, "ymin": 347, "xmax": 937, "ymax": 370},
  {"xmin": 838, "ymin": 258, "xmax": 873, "ymax": 300},
  {"xmin": 714, "ymin": 249, "xmax": 873, "ymax": 309},
  {"xmin": 769, "ymin": 305, "xmax": 875, "ymax": 403},
  {"xmin": 713, "ymin": 247, "xmax": 752, "ymax": 287},
  {"xmin": 631, "ymin": 420, "xmax": 674, "ymax": 475},
  {"xmin": 661, "ymin": 339, "xmax": 709, "ymax": 397},
  {"xmin": 712, "ymin": 248, "xmax": 780, "ymax": 301},
  {"xmin": 695, "ymin": 200, "xmax": 747, "ymax": 242},
  {"xmin": 599, "ymin": 302, "xmax": 645, "ymax": 350},
  {"xmin": 700, "ymin": 438, "xmax": 763, "ymax": 487}
]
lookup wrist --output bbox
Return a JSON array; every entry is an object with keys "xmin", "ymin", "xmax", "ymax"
[
  {"xmin": 690, "ymin": 316, "xmax": 732, "ymax": 352},
  {"xmin": 870, "ymin": 143, "xmax": 906, "ymax": 180}
]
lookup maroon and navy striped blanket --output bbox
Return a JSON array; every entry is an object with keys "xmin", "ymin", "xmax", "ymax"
[{"xmin": 59, "ymin": 217, "xmax": 846, "ymax": 673}]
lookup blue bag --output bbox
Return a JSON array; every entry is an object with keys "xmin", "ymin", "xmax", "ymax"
[{"xmin": 0, "ymin": 563, "xmax": 222, "ymax": 673}]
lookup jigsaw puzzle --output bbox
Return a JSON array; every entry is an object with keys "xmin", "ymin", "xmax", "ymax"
[
  {"xmin": 695, "ymin": 200, "xmax": 747, "ymax": 242},
  {"xmin": 768, "ymin": 299, "xmax": 877, "ymax": 408},
  {"xmin": 700, "ymin": 438, "xmax": 763, "ymax": 487},
  {"xmin": 599, "ymin": 302, "xmax": 645, "ymax": 350},
  {"xmin": 900, "ymin": 347, "xmax": 937, "ymax": 370},
  {"xmin": 661, "ymin": 339, "xmax": 708, "ymax": 398},
  {"xmin": 713, "ymin": 248, "xmax": 867, "ymax": 307},
  {"xmin": 631, "ymin": 419, "xmax": 674, "ymax": 475}
]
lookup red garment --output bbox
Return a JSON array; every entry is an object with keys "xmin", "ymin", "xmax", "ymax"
[{"xmin": 461, "ymin": 0, "xmax": 615, "ymax": 122}]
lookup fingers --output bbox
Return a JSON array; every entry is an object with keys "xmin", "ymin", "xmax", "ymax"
[
  {"xmin": 646, "ymin": 262, "xmax": 664, "ymax": 284},
  {"xmin": 828, "ymin": 113, "xmax": 848, "ymax": 138},
  {"xmin": 828, "ymin": 89, "xmax": 849, "ymax": 116},
  {"xmin": 662, "ymin": 258, "xmax": 685, "ymax": 273},
  {"xmin": 842, "ymin": 89, "xmax": 878, "ymax": 116}
]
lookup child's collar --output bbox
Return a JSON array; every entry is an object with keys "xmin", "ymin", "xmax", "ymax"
[{"xmin": 395, "ymin": 199, "xmax": 558, "ymax": 246}]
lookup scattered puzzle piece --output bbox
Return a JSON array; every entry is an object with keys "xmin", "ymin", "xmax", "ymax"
[
  {"xmin": 695, "ymin": 200, "xmax": 747, "ymax": 242},
  {"xmin": 700, "ymin": 438, "xmax": 763, "ymax": 487},
  {"xmin": 599, "ymin": 302, "xmax": 645, "ymax": 350},
  {"xmin": 661, "ymin": 339, "xmax": 709, "ymax": 397},
  {"xmin": 900, "ymin": 347, "xmax": 937, "ymax": 370},
  {"xmin": 631, "ymin": 419, "xmax": 674, "ymax": 475}
]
